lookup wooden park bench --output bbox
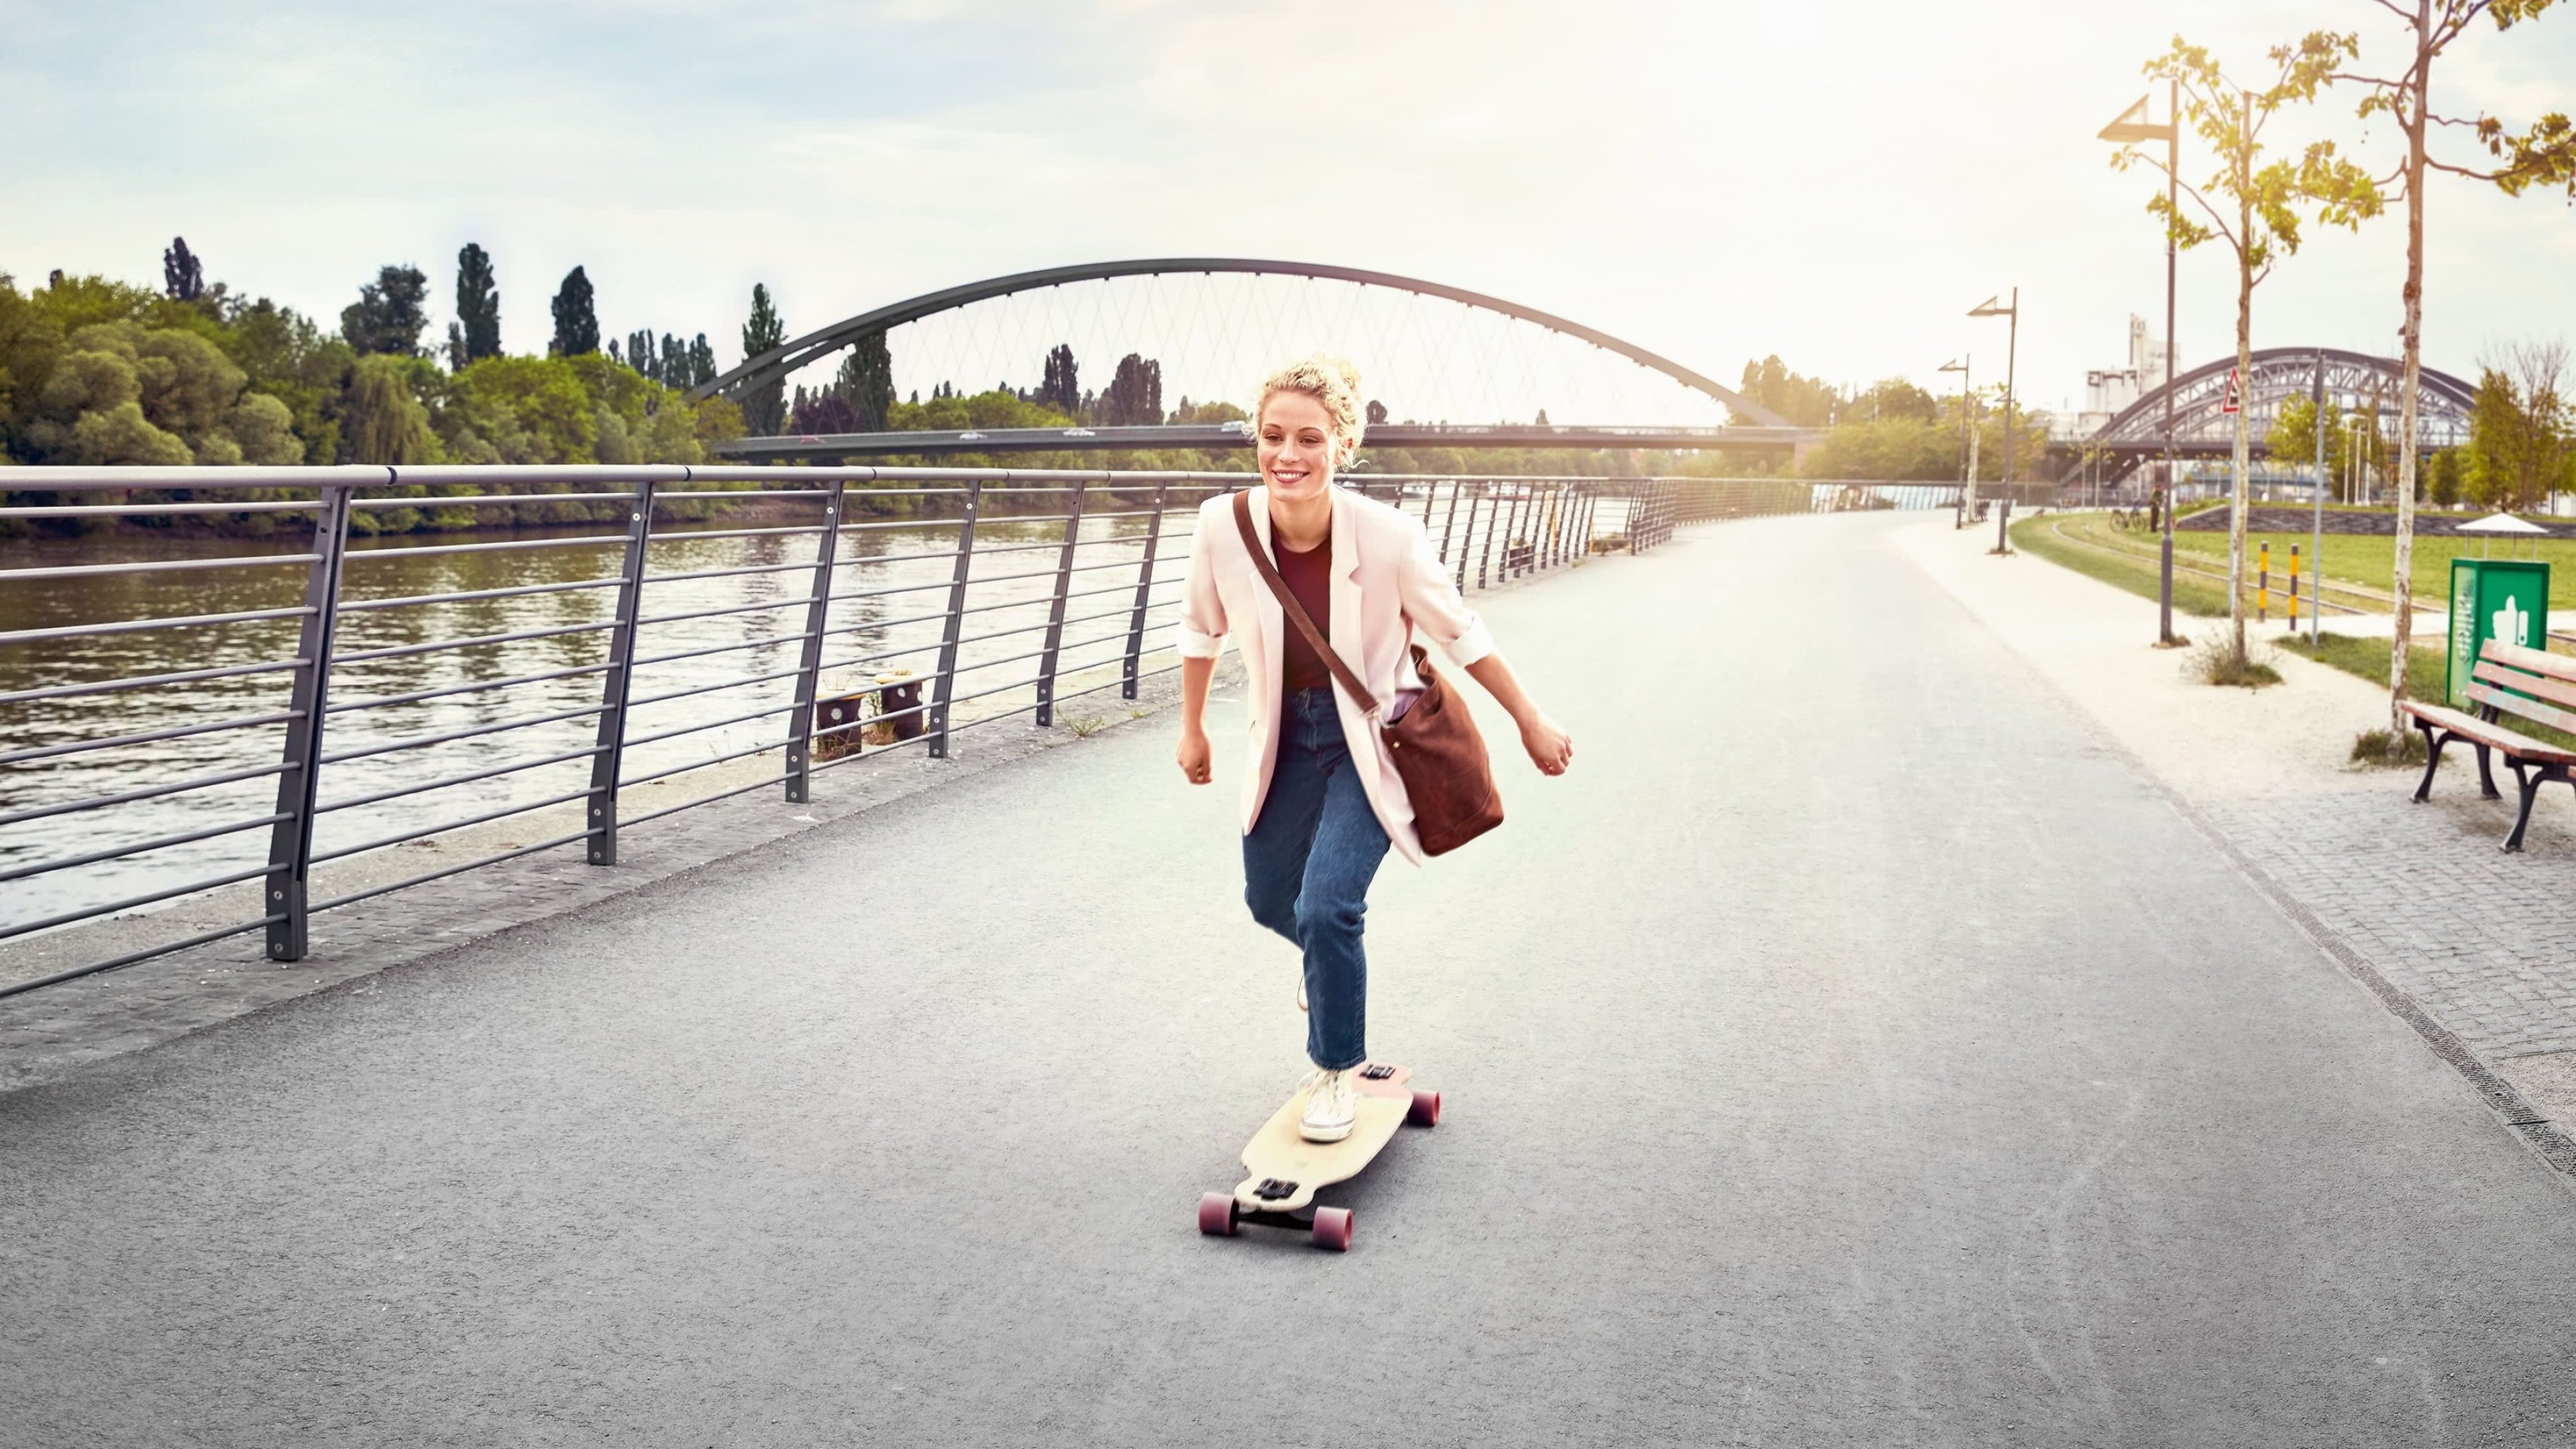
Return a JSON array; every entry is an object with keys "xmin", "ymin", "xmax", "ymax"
[{"xmin": 2403, "ymin": 636, "xmax": 2576, "ymax": 852}]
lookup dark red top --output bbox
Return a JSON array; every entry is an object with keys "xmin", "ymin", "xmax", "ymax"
[{"xmin": 1274, "ymin": 535, "xmax": 1334, "ymax": 694}]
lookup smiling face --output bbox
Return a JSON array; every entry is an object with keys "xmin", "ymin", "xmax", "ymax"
[{"xmin": 1256, "ymin": 390, "xmax": 1340, "ymax": 504}]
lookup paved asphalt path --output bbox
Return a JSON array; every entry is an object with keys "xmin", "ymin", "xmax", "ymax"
[{"xmin": 7, "ymin": 513, "xmax": 2576, "ymax": 1447}]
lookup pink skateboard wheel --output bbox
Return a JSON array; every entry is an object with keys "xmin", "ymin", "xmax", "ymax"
[
  {"xmin": 1198, "ymin": 1192, "xmax": 1236, "ymax": 1236},
  {"xmin": 1311, "ymin": 1206, "xmax": 1354, "ymax": 1252},
  {"xmin": 1408, "ymin": 1089, "xmax": 1441, "ymax": 1127}
]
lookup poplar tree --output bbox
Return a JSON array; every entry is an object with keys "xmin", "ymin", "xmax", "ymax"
[
  {"xmin": 549, "ymin": 266, "xmax": 599, "ymax": 356},
  {"xmin": 738, "ymin": 284, "xmax": 786, "ymax": 433},
  {"xmin": 837, "ymin": 330, "xmax": 894, "ymax": 431},
  {"xmin": 454, "ymin": 243, "xmax": 500, "ymax": 364},
  {"xmin": 1038, "ymin": 343, "xmax": 1079, "ymax": 416},
  {"xmin": 162, "ymin": 237, "xmax": 203, "ymax": 302}
]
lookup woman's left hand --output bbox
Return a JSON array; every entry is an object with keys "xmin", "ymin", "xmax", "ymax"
[{"xmin": 1517, "ymin": 712, "xmax": 1572, "ymax": 776}]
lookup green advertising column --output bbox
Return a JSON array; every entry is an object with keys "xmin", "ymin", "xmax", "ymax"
[{"xmin": 2446, "ymin": 558, "xmax": 2553, "ymax": 706}]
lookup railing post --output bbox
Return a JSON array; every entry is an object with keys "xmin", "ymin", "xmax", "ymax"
[
  {"xmin": 1034, "ymin": 480, "xmax": 1087, "ymax": 727},
  {"xmin": 1478, "ymin": 482, "xmax": 1501, "ymax": 590},
  {"xmin": 783, "ymin": 478, "xmax": 845, "ymax": 803},
  {"xmin": 1438, "ymin": 480, "xmax": 1462, "ymax": 564},
  {"xmin": 263, "ymin": 482, "xmax": 353, "ymax": 962},
  {"xmin": 1456, "ymin": 487, "xmax": 1481, "ymax": 590},
  {"xmin": 927, "ymin": 480, "xmax": 981, "ymax": 759},
  {"xmin": 1542, "ymin": 484, "xmax": 1564, "ymax": 569},
  {"xmin": 1122, "ymin": 483, "xmax": 1171, "ymax": 701},
  {"xmin": 587, "ymin": 478, "xmax": 655, "ymax": 865},
  {"xmin": 1579, "ymin": 487, "xmax": 1599, "ymax": 557}
]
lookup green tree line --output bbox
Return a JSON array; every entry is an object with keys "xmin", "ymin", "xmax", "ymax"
[{"xmin": 1, "ymin": 241, "xmax": 747, "ymax": 535}]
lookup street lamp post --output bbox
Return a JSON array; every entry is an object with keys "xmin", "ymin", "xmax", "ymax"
[
  {"xmin": 1969, "ymin": 290, "xmax": 2019, "ymax": 555},
  {"xmin": 1939, "ymin": 356, "xmax": 1972, "ymax": 527},
  {"xmin": 2100, "ymin": 85, "xmax": 2182, "ymax": 644}
]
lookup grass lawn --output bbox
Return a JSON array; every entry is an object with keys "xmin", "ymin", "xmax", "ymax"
[
  {"xmin": 2166, "ymin": 517, "xmax": 2576, "ymax": 611},
  {"xmin": 2010, "ymin": 514, "xmax": 2235, "ymax": 618},
  {"xmin": 2279, "ymin": 631, "xmax": 2576, "ymax": 752},
  {"xmin": 2010, "ymin": 511, "xmax": 2576, "ymax": 754},
  {"xmin": 2277, "ymin": 632, "xmax": 2446, "ymax": 706}
]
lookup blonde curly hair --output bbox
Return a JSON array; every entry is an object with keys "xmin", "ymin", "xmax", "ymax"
[{"xmin": 1254, "ymin": 354, "xmax": 1366, "ymax": 469}]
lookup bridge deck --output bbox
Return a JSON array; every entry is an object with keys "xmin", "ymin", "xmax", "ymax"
[{"xmin": 5, "ymin": 516, "xmax": 2573, "ymax": 1443}]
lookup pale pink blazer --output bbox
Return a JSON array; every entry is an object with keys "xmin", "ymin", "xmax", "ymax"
[{"xmin": 1175, "ymin": 484, "xmax": 1495, "ymax": 866}]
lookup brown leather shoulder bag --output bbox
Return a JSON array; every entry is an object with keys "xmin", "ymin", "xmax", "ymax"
[{"xmin": 1232, "ymin": 490, "xmax": 1503, "ymax": 856}]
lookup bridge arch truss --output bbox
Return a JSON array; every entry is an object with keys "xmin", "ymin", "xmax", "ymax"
[
  {"xmin": 694, "ymin": 257, "xmax": 1792, "ymax": 429},
  {"xmin": 2072, "ymin": 347, "xmax": 2477, "ymax": 486}
]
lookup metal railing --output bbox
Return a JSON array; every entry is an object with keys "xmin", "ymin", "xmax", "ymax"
[{"xmin": 0, "ymin": 466, "xmax": 1676, "ymax": 996}]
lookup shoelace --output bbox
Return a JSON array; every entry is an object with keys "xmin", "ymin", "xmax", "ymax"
[{"xmin": 1305, "ymin": 1069, "xmax": 1346, "ymax": 1120}]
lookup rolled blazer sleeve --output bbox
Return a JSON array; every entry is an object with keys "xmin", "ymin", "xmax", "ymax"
[
  {"xmin": 1173, "ymin": 500, "xmax": 1229, "ymax": 659},
  {"xmin": 1396, "ymin": 515, "xmax": 1494, "ymax": 667}
]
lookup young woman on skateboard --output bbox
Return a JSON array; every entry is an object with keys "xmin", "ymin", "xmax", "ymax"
[{"xmin": 1173, "ymin": 355, "xmax": 1573, "ymax": 1144}]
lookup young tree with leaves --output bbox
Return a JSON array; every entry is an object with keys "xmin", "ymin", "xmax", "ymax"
[
  {"xmin": 454, "ymin": 243, "xmax": 500, "ymax": 365},
  {"xmin": 2330, "ymin": 1, "xmax": 2575, "ymax": 741},
  {"xmin": 2465, "ymin": 343, "xmax": 2573, "ymax": 510},
  {"xmin": 549, "ymin": 267, "xmax": 598, "ymax": 357},
  {"xmin": 2112, "ymin": 35, "xmax": 2381, "ymax": 663}
]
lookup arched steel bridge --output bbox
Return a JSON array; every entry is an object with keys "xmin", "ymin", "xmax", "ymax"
[
  {"xmin": 2059, "ymin": 347, "xmax": 2477, "ymax": 486},
  {"xmin": 700, "ymin": 258, "xmax": 1814, "ymax": 458}
]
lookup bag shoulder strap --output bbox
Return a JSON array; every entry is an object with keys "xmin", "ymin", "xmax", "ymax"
[{"xmin": 1232, "ymin": 489, "xmax": 1381, "ymax": 716}]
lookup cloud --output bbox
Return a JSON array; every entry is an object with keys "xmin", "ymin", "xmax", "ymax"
[{"xmin": 6, "ymin": 0, "xmax": 2571, "ymax": 413}]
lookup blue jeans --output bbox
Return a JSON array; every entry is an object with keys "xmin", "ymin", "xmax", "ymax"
[{"xmin": 1244, "ymin": 686, "xmax": 1391, "ymax": 1072}]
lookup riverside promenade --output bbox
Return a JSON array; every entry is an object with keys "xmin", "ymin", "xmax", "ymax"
[{"xmin": 7, "ymin": 513, "xmax": 2576, "ymax": 1446}]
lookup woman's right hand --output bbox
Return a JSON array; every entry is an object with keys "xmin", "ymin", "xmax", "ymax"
[{"xmin": 1175, "ymin": 726, "xmax": 1213, "ymax": 785}]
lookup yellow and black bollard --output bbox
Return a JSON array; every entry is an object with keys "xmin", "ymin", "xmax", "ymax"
[{"xmin": 2288, "ymin": 544, "xmax": 2301, "ymax": 629}]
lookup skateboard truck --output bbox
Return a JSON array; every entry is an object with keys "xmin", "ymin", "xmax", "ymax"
[
  {"xmin": 1360, "ymin": 1065, "xmax": 1397, "ymax": 1081},
  {"xmin": 1252, "ymin": 1179, "xmax": 1299, "ymax": 1201}
]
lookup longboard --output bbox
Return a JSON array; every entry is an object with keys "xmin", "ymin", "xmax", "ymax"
[{"xmin": 1197, "ymin": 1063, "xmax": 1440, "ymax": 1251}]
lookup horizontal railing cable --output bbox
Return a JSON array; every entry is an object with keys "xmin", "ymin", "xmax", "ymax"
[
  {"xmin": 0, "ymin": 604, "xmax": 316, "ymax": 649},
  {"xmin": 0, "ymin": 656, "xmax": 307, "ymax": 708},
  {"xmin": 0, "ymin": 760, "xmax": 294, "ymax": 830}
]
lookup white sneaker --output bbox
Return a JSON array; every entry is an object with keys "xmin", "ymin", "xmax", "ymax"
[{"xmin": 1299, "ymin": 1067, "xmax": 1356, "ymax": 1143}]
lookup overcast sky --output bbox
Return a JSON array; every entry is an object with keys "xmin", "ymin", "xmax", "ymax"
[{"xmin": 7, "ymin": 0, "xmax": 2573, "ymax": 417}]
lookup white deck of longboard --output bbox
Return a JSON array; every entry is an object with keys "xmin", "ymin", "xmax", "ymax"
[{"xmin": 1234, "ymin": 1064, "xmax": 1413, "ymax": 1214}]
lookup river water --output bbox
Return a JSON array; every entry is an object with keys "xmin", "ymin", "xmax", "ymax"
[{"xmin": 1, "ymin": 508, "xmax": 1182, "ymax": 934}]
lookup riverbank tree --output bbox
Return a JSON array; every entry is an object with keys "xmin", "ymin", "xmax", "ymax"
[{"xmin": 0, "ymin": 266, "xmax": 744, "ymax": 535}]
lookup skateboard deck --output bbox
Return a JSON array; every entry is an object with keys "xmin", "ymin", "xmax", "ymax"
[{"xmin": 1197, "ymin": 1063, "xmax": 1440, "ymax": 1251}]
